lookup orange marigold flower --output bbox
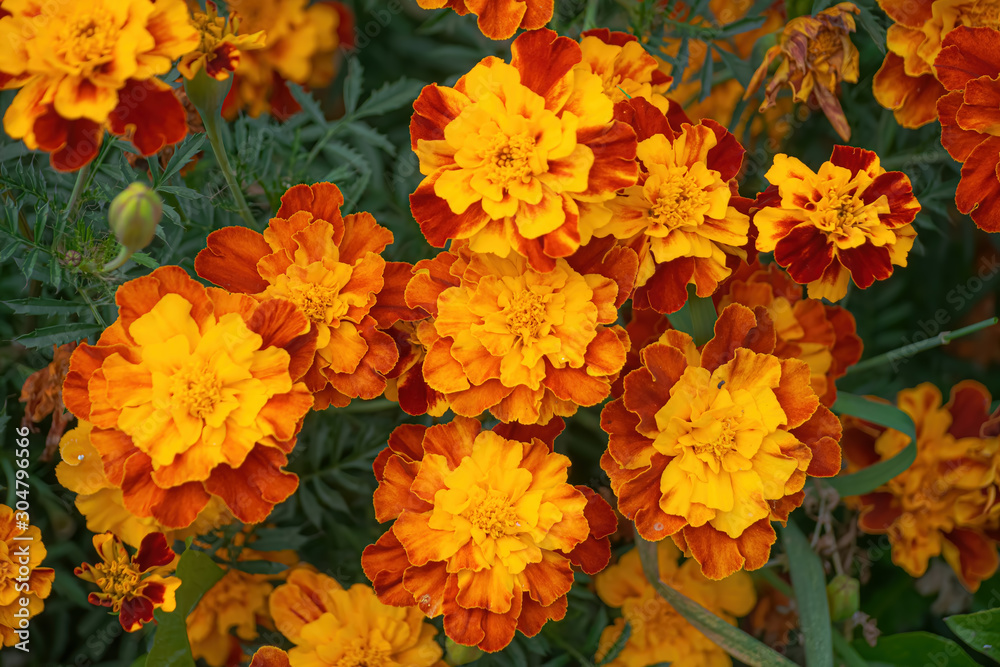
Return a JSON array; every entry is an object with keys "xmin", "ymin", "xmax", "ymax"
[
  {"xmin": 362, "ymin": 418, "xmax": 617, "ymax": 652},
  {"xmin": 196, "ymin": 182, "xmax": 398, "ymax": 410},
  {"xmin": 716, "ymin": 260, "xmax": 862, "ymax": 406},
  {"xmin": 595, "ymin": 541, "xmax": 756, "ymax": 666},
  {"xmin": 745, "ymin": 578, "xmax": 797, "ymax": 649},
  {"xmin": 249, "ymin": 646, "xmax": 291, "ymax": 667},
  {"xmin": 935, "ymin": 26, "xmax": 1000, "ymax": 232},
  {"xmin": 601, "ymin": 303, "xmax": 843, "ymax": 579},
  {"xmin": 0, "ymin": 0, "xmax": 199, "ymax": 171},
  {"xmin": 410, "ymin": 29, "xmax": 639, "ymax": 272},
  {"xmin": 75, "ymin": 532, "xmax": 180, "ymax": 632},
  {"xmin": 270, "ymin": 567, "xmax": 446, "ymax": 666},
  {"xmin": 843, "ymin": 382, "xmax": 1000, "ymax": 591},
  {"xmin": 179, "ymin": 1, "xmax": 267, "ymax": 81},
  {"xmin": 753, "ymin": 146, "xmax": 920, "ymax": 302},
  {"xmin": 403, "ymin": 240, "xmax": 636, "ymax": 424},
  {"xmin": 415, "ymin": 0, "xmax": 552, "ymax": 40},
  {"xmin": 745, "ymin": 2, "xmax": 860, "ymax": 141},
  {"xmin": 576, "ymin": 29, "xmax": 674, "ymax": 112},
  {"xmin": 63, "ymin": 266, "xmax": 316, "ymax": 529},
  {"xmin": 0, "ymin": 505, "xmax": 54, "ymax": 648},
  {"xmin": 604, "ymin": 97, "xmax": 751, "ymax": 314},
  {"xmin": 20, "ymin": 341, "xmax": 77, "ymax": 461}
]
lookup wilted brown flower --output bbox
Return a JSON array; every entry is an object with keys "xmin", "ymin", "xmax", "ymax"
[{"xmin": 20, "ymin": 342, "xmax": 77, "ymax": 461}]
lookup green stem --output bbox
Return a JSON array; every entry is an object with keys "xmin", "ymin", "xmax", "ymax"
[
  {"xmin": 77, "ymin": 286, "xmax": 107, "ymax": 329},
  {"xmin": 832, "ymin": 630, "xmax": 868, "ymax": 667},
  {"xmin": 65, "ymin": 162, "xmax": 91, "ymax": 219},
  {"xmin": 201, "ymin": 112, "xmax": 256, "ymax": 228},
  {"xmin": 756, "ymin": 567, "xmax": 794, "ymax": 598},
  {"xmin": 101, "ymin": 245, "xmax": 134, "ymax": 273},
  {"xmin": 582, "ymin": 0, "xmax": 600, "ymax": 30},
  {"xmin": 845, "ymin": 316, "xmax": 999, "ymax": 375}
]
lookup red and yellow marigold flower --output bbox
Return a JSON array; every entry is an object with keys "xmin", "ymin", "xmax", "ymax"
[
  {"xmin": 0, "ymin": 0, "xmax": 199, "ymax": 171},
  {"xmin": 270, "ymin": 567, "xmax": 446, "ymax": 666},
  {"xmin": 410, "ymin": 29, "xmax": 639, "ymax": 272},
  {"xmin": 935, "ymin": 26, "xmax": 1000, "ymax": 232},
  {"xmin": 403, "ymin": 240, "xmax": 635, "ymax": 425},
  {"xmin": 716, "ymin": 260, "xmax": 862, "ymax": 406},
  {"xmin": 575, "ymin": 29, "xmax": 674, "ymax": 112},
  {"xmin": 362, "ymin": 418, "xmax": 617, "ymax": 652},
  {"xmin": 75, "ymin": 532, "xmax": 180, "ymax": 632},
  {"xmin": 601, "ymin": 303, "xmax": 843, "ymax": 579},
  {"xmin": 0, "ymin": 505, "xmax": 54, "ymax": 648},
  {"xmin": 753, "ymin": 146, "xmax": 920, "ymax": 302},
  {"xmin": 604, "ymin": 98, "xmax": 751, "ymax": 314},
  {"xmin": 843, "ymin": 382, "xmax": 1000, "ymax": 591},
  {"xmin": 196, "ymin": 182, "xmax": 398, "ymax": 410},
  {"xmin": 179, "ymin": 1, "xmax": 267, "ymax": 81},
  {"xmin": 594, "ymin": 541, "xmax": 756, "ymax": 666},
  {"xmin": 63, "ymin": 266, "xmax": 316, "ymax": 529},
  {"xmin": 745, "ymin": 2, "xmax": 860, "ymax": 140},
  {"xmin": 414, "ymin": 0, "xmax": 553, "ymax": 40}
]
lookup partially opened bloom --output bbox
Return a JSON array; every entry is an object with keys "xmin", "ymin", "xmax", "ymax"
[
  {"xmin": 602, "ymin": 303, "xmax": 843, "ymax": 579},
  {"xmin": 0, "ymin": 505, "xmax": 54, "ymax": 647},
  {"xmin": 75, "ymin": 532, "xmax": 180, "ymax": 632},
  {"xmin": 414, "ymin": 0, "xmax": 552, "ymax": 40},
  {"xmin": 410, "ymin": 29, "xmax": 638, "ymax": 271},
  {"xmin": 745, "ymin": 2, "xmax": 860, "ymax": 140},
  {"xmin": 575, "ymin": 30, "xmax": 673, "ymax": 112},
  {"xmin": 63, "ymin": 266, "xmax": 316, "ymax": 528},
  {"xmin": 404, "ymin": 240, "xmax": 635, "ymax": 424},
  {"xmin": 603, "ymin": 98, "xmax": 751, "ymax": 314},
  {"xmin": 0, "ymin": 0, "xmax": 199, "ymax": 171},
  {"xmin": 595, "ymin": 541, "xmax": 755, "ymax": 666},
  {"xmin": 753, "ymin": 146, "xmax": 920, "ymax": 302},
  {"xmin": 179, "ymin": 1, "xmax": 267, "ymax": 81},
  {"xmin": 362, "ymin": 418, "xmax": 616, "ymax": 652},
  {"xmin": 270, "ymin": 568, "xmax": 446, "ymax": 666},
  {"xmin": 843, "ymin": 382, "xmax": 1000, "ymax": 591},
  {"xmin": 196, "ymin": 182, "xmax": 397, "ymax": 410}
]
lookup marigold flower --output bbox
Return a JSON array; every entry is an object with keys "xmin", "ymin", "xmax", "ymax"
[
  {"xmin": 270, "ymin": 568, "xmax": 446, "ymax": 666},
  {"xmin": 843, "ymin": 382, "xmax": 1000, "ymax": 591},
  {"xmin": 601, "ymin": 303, "xmax": 843, "ymax": 579},
  {"xmin": 594, "ymin": 541, "xmax": 755, "ymax": 666},
  {"xmin": 20, "ymin": 342, "xmax": 76, "ymax": 461},
  {"xmin": 404, "ymin": 240, "xmax": 635, "ymax": 424},
  {"xmin": 249, "ymin": 647, "xmax": 291, "ymax": 667},
  {"xmin": 753, "ymin": 146, "xmax": 920, "ymax": 302},
  {"xmin": 576, "ymin": 29, "xmax": 674, "ymax": 112},
  {"xmin": 0, "ymin": 505, "xmax": 54, "ymax": 648},
  {"xmin": 0, "ymin": 0, "xmax": 199, "ymax": 171},
  {"xmin": 410, "ymin": 29, "xmax": 639, "ymax": 271},
  {"xmin": 179, "ymin": 1, "xmax": 267, "ymax": 81},
  {"xmin": 415, "ymin": 0, "xmax": 552, "ymax": 40},
  {"xmin": 716, "ymin": 260, "xmax": 862, "ymax": 406},
  {"xmin": 935, "ymin": 26, "xmax": 1000, "ymax": 232},
  {"xmin": 196, "ymin": 182, "xmax": 398, "ymax": 410},
  {"xmin": 63, "ymin": 266, "xmax": 316, "ymax": 529},
  {"xmin": 745, "ymin": 579, "xmax": 797, "ymax": 649},
  {"xmin": 745, "ymin": 2, "xmax": 860, "ymax": 140},
  {"xmin": 362, "ymin": 418, "xmax": 617, "ymax": 652},
  {"xmin": 604, "ymin": 97, "xmax": 751, "ymax": 314},
  {"xmin": 75, "ymin": 532, "xmax": 180, "ymax": 632}
]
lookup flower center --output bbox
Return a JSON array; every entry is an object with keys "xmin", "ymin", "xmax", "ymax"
[
  {"xmin": 967, "ymin": 1, "xmax": 1000, "ymax": 29},
  {"xmin": 291, "ymin": 283, "xmax": 345, "ymax": 324},
  {"xmin": 648, "ymin": 167, "xmax": 710, "ymax": 232},
  {"xmin": 809, "ymin": 30, "xmax": 842, "ymax": 62},
  {"xmin": 485, "ymin": 133, "xmax": 535, "ymax": 189},
  {"xmin": 692, "ymin": 417, "xmax": 738, "ymax": 459},
  {"xmin": 814, "ymin": 187, "xmax": 875, "ymax": 235},
  {"xmin": 335, "ymin": 639, "xmax": 390, "ymax": 667},
  {"xmin": 468, "ymin": 490, "xmax": 520, "ymax": 539},
  {"xmin": 94, "ymin": 558, "xmax": 141, "ymax": 608},
  {"xmin": 173, "ymin": 364, "xmax": 223, "ymax": 419},
  {"xmin": 60, "ymin": 13, "xmax": 118, "ymax": 65},
  {"xmin": 192, "ymin": 12, "xmax": 226, "ymax": 52},
  {"xmin": 505, "ymin": 290, "xmax": 547, "ymax": 341}
]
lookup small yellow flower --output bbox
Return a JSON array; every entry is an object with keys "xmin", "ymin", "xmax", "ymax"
[{"xmin": 179, "ymin": 1, "xmax": 267, "ymax": 81}]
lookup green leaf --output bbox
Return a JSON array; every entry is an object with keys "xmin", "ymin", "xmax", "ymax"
[
  {"xmin": 146, "ymin": 549, "xmax": 225, "ymax": 667},
  {"xmin": 246, "ymin": 526, "xmax": 313, "ymax": 552},
  {"xmin": 354, "ymin": 78, "xmax": 426, "ymax": 120},
  {"xmin": 827, "ymin": 393, "xmax": 918, "ymax": 496},
  {"xmin": 832, "ymin": 632, "xmax": 868, "ymax": 667},
  {"xmin": 159, "ymin": 135, "xmax": 206, "ymax": 184},
  {"xmin": 668, "ymin": 286, "xmax": 717, "ymax": 346},
  {"xmin": 713, "ymin": 44, "xmax": 755, "ymax": 90},
  {"xmin": 14, "ymin": 323, "xmax": 101, "ymax": 349},
  {"xmin": 343, "ymin": 56, "xmax": 364, "ymax": 115},
  {"xmin": 945, "ymin": 608, "xmax": 1000, "ymax": 661},
  {"xmin": 781, "ymin": 522, "xmax": 832, "ymax": 667},
  {"xmin": 227, "ymin": 559, "xmax": 289, "ymax": 575},
  {"xmin": 856, "ymin": 3, "xmax": 886, "ymax": 54},
  {"xmin": 3, "ymin": 297, "xmax": 90, "ymax": 315},
  {"xmin": 346, "ymin": 121, "xmax": 397, "ymax": 156},
  {"xmin": 596, "ymin": 621, "xmax": 631, "ymax": 666},
  {"xmin": 131, "ymin": 252, "xmax": 160, "ymax": 269},
  {"xmin": 697, "ymin": 49, "xmax": 715, "ymax": 103},
  {"xmin": 288, "ymin": 83, "xmax": 327, "ymax": 125},
  {"xmin": 853, "ymin": 632, "xmax": 979, "ymax": 667},
  {"xmin": 157, "ymin": 185, "xmax": 203, "ymax": 200}
]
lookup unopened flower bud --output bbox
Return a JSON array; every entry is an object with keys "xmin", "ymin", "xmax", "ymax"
[
  {"xmin": 827, "ymin": 574, "xmax": 860, "ymax": 622},
  {"xmin": 445, "ymin": 638, "xmax": 482, "ymax": 665},
  {"xmin": 184, "ymin": 66, "xmax": 234, "ymax": 121},
  {"xmin": 109, "ymin": 183, "xmax": 162, "ymax": 252}
]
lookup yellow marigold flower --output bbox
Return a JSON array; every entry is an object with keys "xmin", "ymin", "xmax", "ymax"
[
  {"xmin": 179, "ymin": 1, "xmax": 267, "ymax": 81},
  {"xmin": 753, "ymin": 146, "xmax": 920, "ymax": 302},
  {"xmin": 0, "ymin": 505, "xmax": 54, "ymax": 648},
  {"xmin": 745, "ymin": 2, "xmax": 860, "ymax": 140},
  {"xmin": 75, "ymin": 532, "xmax": 180, "ymax": 632},
  {"xmin": 410, "ymin": 29, "xmax": 639, "ymax": 272},
  {"xmin": 576, "ymin": 29, "xmax": 674, "ymax": 112},
  {"xmin": 843, "ymin": 382, "xmax": 1000, "ymax": 591},
  {"xmin": 270, "ymin": 568, "xmax": 446, "ymax": 666},
  {"xmin": 0, "ymin": 0, "xmax": 199, "ymax": 171},
  {"xmin": 595, "ymin": 541, "xmax": 755, "ymax": 667}
]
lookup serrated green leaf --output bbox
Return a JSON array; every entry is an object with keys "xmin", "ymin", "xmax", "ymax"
[
  {"xmin": 713, "ymin": 44, "xmax": 755, "ymax": 90},
  {"xmin": 781, "ymin": 522, "xmax": 832, "ymax": 667},
  {"xmin": 48, "ymin": 256, "xmax": 62, "ymax": 291},
  {"xmin": 157, "ymin": 185, "xmax": 203, "ymax": 200},
  {"xmin": 298, "ymin": 485, "xmax": 323, "ymax": 527},
  {"xmin": 346, "ymin": 121, "xmax": 396, "ymax": 156},
  {"xmin": 853, "ymin": 632, "xmax": 979, "ymax": 666},
  {"xmin": 159, "ymin": 135, "xmax": 206, "ymax": 184},
  {"xmin": 288, "ymin": 83, "xmax": 327, "ymax": 125},
  {"xmin": 247, "ymin": 526, "xmax": 313, "ymax": 552},
  {"xmin": 312, "ymin": 480, "xmax": 349, "ymax": 513},
  {"xmin": 3, "ymin": 298, "xmax": 90, "ymax": 315},
  {"xmin": 21, "ymin": 249, "xmax": 41, "ymax": 280},
  {"xmin": 856, "ymin": 4, "xmax": 886, "ymax": 54},
  {"xmin": 596, "ymin": 621, "xmax": 631, "ymax": 666},
  {"xmin": 14, "ymin": 323, "xmax": 101, "ymax": 349},
  {"xmin": 0, "ymin": 241, "xmax": 20, "ymax": 262},
  {"xmin": 945, "ymin": 608, "xmax": 1000, "ymax": 660},
  {"xmin": 698, "ymin": 49, "xmax": 715, "ymax": 103},
  {"xmin": 354, "ymin": 78, "xmax": 426, "ymax": 120},
  {"xmin": 147, "ymin": 549, "xmax": 225, "ymax": 667},
  {"xmin": 344, "ymin": 56, "xmax": 364, "ymax": 114},
  {"xmin": 131, "ymin": 252, "xmax": 159, "ymax": 268},
  {"xmin": 227, "ymin": 559, "xmax": 289, "ymax": 575}
]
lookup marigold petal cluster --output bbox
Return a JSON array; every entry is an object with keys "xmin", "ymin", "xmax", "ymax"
[
  {"xmin": 576, "ymin": 29, "xmax": 674, "ymax": 112},
  {"xmin": 269, "ymin": 567, "xmax": 446, "ymax": 666},
  {"xmin": 410, "ymin": 29, "xmax": 639, "ymax": 271},
  {"xmin": 843, "ymin": 381, "xmax": 1000, "ymax": 591},
  {"xmin": 63, "ymin": 266, "xmax": 316, "ymax": 529},
  {"xmin": 179, "ymin": 1, "xmax": 267, "ymax": 81},
  {"xmin": 0, "ymin": 505, "xmax": 54, "ymax": 648},
  {"xmin": 414, "ymin": 0, "xmax": 553, "ymax": 40},
  {"xmin": 753, "ymin": 145, "xmax": 920, "ymax": 302},
  {"xmin": 594, "ymin": 541, "xmax": 756, "ymax": 666},
  {"xmin": 362, "ymin": 418, "xmax": 616, "ymax": 652},
  {"xmin": 601, "ymin": 303, "xmax": 843, "ymax": 579},
  {"xmin": 0, "ymin": 0, "xmax": 199, "ymax": 171}
]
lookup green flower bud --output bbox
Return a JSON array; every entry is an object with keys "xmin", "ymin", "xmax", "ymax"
[
  {"xmin": 184, "ymin": 67, "xmax": 234, "ymax": 121},
  {"xmin": 445, "ymin": 638, "xmax": 482, "ymax": 665},
  {"xmin": 109, "ymin": 183, "xmax": 162, "ymax": 252},
  {"xmin": 827, "ymin": 574, "xmax": 860, "ymax": 622}
]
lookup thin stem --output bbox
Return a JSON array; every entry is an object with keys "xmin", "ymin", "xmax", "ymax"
[
  {"xmin": 101, "ymin": 246, "xmax": 133, "ymax": 273},
  {"xmin": 201, "ymin": 112, "xmax": 256, "ymax": 228},
  {"xmin": 77, "ymin": 285, "xmax": 108, "ymax": 329},
  {"xmin": 845, "ymin": 316, "xmax": 999, "ymax": 375},
  {"xmin": 582, "ymin": 0, "xmax": 600, "ymax": 30},
  {"xmin": 65, "ymin": 162, "xmax": 91, "ymax": 219},
  {"xmin": 756, "ymin": 567, "xmax": 794, "ymax": 598}
]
